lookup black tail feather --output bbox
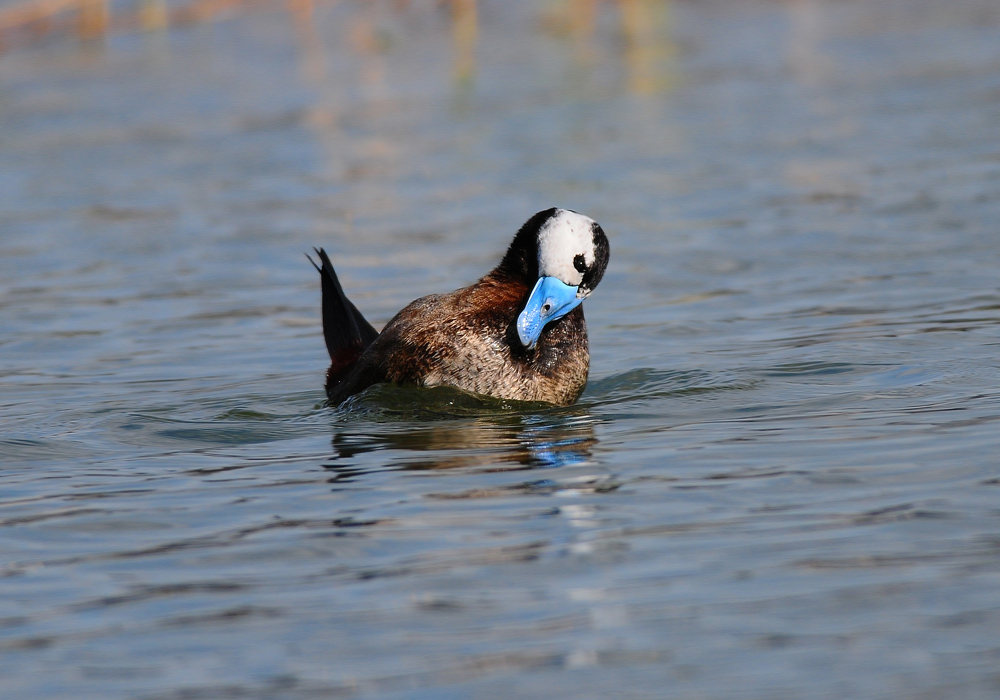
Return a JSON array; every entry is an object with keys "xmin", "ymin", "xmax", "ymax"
[{"xmin": 308, "ymin": 248, "xmax": 379, "ymax": 382}]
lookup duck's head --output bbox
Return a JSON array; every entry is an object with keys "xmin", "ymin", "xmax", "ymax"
[{"xmin": 499, "ymin": 208, "xmax": 610, "ymax": 350}]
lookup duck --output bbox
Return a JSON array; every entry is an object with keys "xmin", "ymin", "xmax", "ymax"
[{"xmin": 309, "ymin": 208, "xmax": 610, "ymax": 406}]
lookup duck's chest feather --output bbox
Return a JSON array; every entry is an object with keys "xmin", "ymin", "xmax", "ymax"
[{"xmin": 328, "ymin": 274, "xmax": 589, "ymax": 406}]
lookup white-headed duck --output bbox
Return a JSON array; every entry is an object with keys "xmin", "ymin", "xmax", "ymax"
[{"xmin": 310, "ymin": 208, "xmax": 610, "ymax": 406}]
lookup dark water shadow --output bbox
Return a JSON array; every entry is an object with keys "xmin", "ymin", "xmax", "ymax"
[
  {"xmin": 111, "ymin": 388, "xmax": 328, "ymax": 449},
  {"xmin": 582, "ymin": 367, "xmax": 760, "ymax": 407}
]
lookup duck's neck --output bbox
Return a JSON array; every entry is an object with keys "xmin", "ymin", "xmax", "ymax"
[
  {"xmin": 477, "ymin": 267, "xmax": 532, "ymax": 305},
  {"xmin": 494, "ymin": 213, "xmax": 550, "ymax": 282}
]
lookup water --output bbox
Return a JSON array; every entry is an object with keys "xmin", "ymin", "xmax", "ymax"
[{"xmin": 2, "ymin": 0, "xmax": 1000, "ymax": 697}]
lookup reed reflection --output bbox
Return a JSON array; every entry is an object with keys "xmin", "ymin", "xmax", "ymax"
[
  {"xmin": 451, "ymin": 0, "xmax": 477, "ymax": 88},
  {"xmin": 569, "ymin": 0, "xmax": 597, "ymax": 66},
  {"xmin": 138, "ymin": 0, "xmax": 168, "ymax": 32},
  {"xmin": 78, "ymin": 0, "xmax": 107, "ymax": 39},
  {"xmin": 620, "ymin": 0, "xmax": 675, "ymax": 96},
  {"xmin": 323, "ymin": 410, "xmax": 597, "ymax": 476}
]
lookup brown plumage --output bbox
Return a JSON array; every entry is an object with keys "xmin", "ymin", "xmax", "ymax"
[{"xmin": 310, "ymin": 208, "xmax": 609, "ymax": 407}]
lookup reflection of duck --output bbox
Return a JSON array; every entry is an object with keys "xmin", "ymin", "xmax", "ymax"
[
  {"xmin": 310, "ymin": 209, "xmax": 610, "ymax": 406},
  {"xmin": 326, "ymin": 413, "xmax": 597, "ymax": 473}
]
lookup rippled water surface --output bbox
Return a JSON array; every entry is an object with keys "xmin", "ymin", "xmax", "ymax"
[{"xmin": 3, "ymin": 0, "xmax": 1000, "ymax": 697}]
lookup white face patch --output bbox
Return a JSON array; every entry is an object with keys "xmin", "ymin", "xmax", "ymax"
[{"xmin": 536, "ymin": 209, "xmax": 596, "ymax": 289}]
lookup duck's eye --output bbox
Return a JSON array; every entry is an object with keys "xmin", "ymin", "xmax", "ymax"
[{"xmin": 573, "ymin": 254, "xmax": 587, "ymax": 273}]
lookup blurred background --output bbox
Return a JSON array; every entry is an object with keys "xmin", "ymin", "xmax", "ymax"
[{"xmin": 2, "ymin": 1, "xmax": 1000, "ymax": 699}]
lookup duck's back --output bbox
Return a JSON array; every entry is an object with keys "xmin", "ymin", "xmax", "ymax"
[{"xmin": 326, "ymin": 274, "xmax": 590, "ymax": 406}]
